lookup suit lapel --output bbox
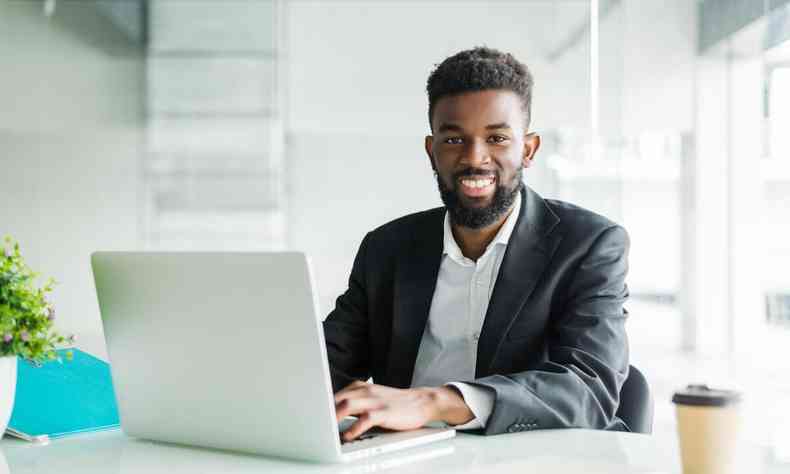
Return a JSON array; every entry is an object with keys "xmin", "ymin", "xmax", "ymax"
[
  {"xmin": 388, "ymin": 209, "xmax": 444, "ymax": 388},
  {"xmin": 475, "ymin": 186, "xmax": 561, "ymax": 377}
]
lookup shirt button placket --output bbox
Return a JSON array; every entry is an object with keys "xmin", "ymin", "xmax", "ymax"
[{"xmin": 467, "ymin": 264, "xmax": 477, "ymax": 343}]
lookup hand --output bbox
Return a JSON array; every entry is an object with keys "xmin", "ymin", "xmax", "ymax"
[{"xmin": 334, "ymin": 381, "xmax": 474, "ymax": 441}]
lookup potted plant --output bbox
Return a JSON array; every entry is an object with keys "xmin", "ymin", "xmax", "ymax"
[{"xmin": 0, "ymin": 236, "xmax": 73, "ymax": 435}]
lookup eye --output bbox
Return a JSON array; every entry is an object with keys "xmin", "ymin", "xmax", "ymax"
[
  {"xmin": 444, "ymin": 137, "xmax": 463, "ymax": 145},
  {"xmin": 488, "ymin": 135, "xmax": 509, "ymax": 143}
]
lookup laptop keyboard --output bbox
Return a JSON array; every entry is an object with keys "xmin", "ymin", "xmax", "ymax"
[{"xmin": 339, "ymin": 430, "xmax": 383, "ymax": 445}]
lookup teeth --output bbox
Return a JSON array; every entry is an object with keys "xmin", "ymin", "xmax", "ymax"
[{"xmin": 461, "ymin": 178, "xmax": 494, "ymax": 189}]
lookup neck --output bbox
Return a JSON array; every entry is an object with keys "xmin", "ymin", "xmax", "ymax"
[{"xmin": 451, "ymin": 205, "xmax": 515, "ymax": 261}]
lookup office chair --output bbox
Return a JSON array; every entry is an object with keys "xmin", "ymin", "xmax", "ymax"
[{"xmin": 615, "ymin": 365, "xmax": 653, "ymax": 434}]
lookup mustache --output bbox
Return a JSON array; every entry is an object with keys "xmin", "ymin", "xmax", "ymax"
[{"xmin": 452, "ymin": 168, "xmax": 498, "ymax": 180}]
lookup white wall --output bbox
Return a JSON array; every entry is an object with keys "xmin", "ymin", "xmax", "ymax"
[
  {"xmin": 286, "ymin": 1, "xmax": 589, "ymax": 135},
  {"xmin": 0, "ymin": 1, "xmax": 143, "ymax": 357},
  {"xmin": 619, "ymin": 1, "xmax": 696, "ymax": 136},
  {"xmin": 618, "ymin": 0, "xmax": 695, "ymax": 300}
]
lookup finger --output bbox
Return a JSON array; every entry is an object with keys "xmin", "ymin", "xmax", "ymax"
[
  {"xmin": 345, "ymin": 380, "xmax": 367, "ymax": 390},
  {"xmin": 334, "ymin": 380, "xmax": 367, "ymax": 399},
  {"xmin": 335, "ymin": 397, "xmax": 383, "ymax": 422},
  {"xmin": 334, "ymin": 387, "xmax": 368, "ymax": 405},
  {"xmin": 342, "ymin": 411, "xmax": 381, "ymax": 442},
  {"xmin": 334, "ymin": 382, "xmax": 374, "ymax": 404}
]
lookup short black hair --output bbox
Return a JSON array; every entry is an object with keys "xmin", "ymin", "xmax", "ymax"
[{"xmin": 426, "ymin": 46, "xmax": 534, "ymax": 131}]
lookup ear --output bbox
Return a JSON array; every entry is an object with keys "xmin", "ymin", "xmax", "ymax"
[
  {"xmin": 522, "ymin": 133, "xmax": 541, "ymax": 168},
  {"xmin": 424, "ymin": 135, "xmax": 436, "ymax": 172}
]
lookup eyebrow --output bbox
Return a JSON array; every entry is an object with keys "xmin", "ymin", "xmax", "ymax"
[
  {"xmin": 485, "ymin": 123, "xmax": 512, "ymax": 130},
  {"xmin": 437, "ymin": 122, "xmax": 513, "ymax": 133}
]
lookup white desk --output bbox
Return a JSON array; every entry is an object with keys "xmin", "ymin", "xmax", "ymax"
[{"xmin": 1, "ymin": 429, "xmax": 679, "ymax": 474}]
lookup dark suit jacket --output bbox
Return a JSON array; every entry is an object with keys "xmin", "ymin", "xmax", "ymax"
[{"xmin": 323, "ymin": 185, "xmax": 630, "ymax": 435}]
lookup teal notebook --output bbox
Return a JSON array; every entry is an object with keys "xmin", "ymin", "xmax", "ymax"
[{"xmin": 6, "ymin": 348, "xmax": 120, "ymax": 442}]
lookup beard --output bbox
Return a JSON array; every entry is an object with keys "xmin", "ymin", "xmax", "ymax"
[{"xmin": 436, "ymin": 167, "xmax": 523, "ymax": 229}]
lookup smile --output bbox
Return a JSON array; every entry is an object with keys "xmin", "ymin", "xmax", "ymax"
[
  {"xmin": 460, "ymin": 177, "xmax": 495, "ymax": 189},
  {"xmin": 458, "ymin": 175, "xmax": 496, "ymax": 197}
]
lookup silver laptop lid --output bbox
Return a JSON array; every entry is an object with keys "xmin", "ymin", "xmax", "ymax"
[{"xmin": 91, "ymin": 252, "xmax": 341, "ymax": 462}]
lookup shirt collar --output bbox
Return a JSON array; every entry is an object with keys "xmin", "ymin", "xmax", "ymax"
[{"xmin": 442, "ymin": 191, "xmax": 522, "ymax": 262}]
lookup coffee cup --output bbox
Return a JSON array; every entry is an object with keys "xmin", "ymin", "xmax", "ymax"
[{"xmin": 672, "ymin": 384, "xmax": 742, "ymax": 474}]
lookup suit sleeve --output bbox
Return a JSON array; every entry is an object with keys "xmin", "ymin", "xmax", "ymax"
[
  {"xmin": 323, "ymin": 233, "xmax": 372, "ymax": 393},
  {"xmin": 468, "ymin": 225, "xmax": 631, "ymax": 434}
]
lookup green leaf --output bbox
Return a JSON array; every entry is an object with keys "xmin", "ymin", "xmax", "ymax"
[{"xmin": 0, "ymin": 236, "xmax": 71, "ymax": 364}]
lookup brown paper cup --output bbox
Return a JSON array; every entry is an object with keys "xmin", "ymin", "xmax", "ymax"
[{"xmin": 672, "ymin": 385, "xmax": 742, "ymax": 474}]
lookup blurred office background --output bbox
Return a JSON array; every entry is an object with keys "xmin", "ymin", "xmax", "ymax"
[{"xmin": 1, "ymin": 0, "xmax": 789, "ymax": 466}]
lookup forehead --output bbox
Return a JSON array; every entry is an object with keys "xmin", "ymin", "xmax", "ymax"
[{"xmin": 432, "ymin": 89, "xmax": 526, "ymax": 132}]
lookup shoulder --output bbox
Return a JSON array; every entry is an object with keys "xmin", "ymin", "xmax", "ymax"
[
  {"xmin": 370, "ymin": 206, "xmax": 444, "ymax": 237},
  {"xmin": 544, "ymin": 199, "xmax": 629, "ymax": 248},
  {"xmin": 362, "ymin": 206, "xmax": 444, "ymax": 252}
]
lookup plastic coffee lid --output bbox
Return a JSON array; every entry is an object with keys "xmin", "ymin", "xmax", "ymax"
[{"xmin": 672, "ymin": 384, "xmax": 742, "ymax": 407}]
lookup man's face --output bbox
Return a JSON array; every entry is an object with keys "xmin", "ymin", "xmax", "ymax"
[{"xmin": 425, "ymin": 89, "xmax": 539, "ymax": 229}]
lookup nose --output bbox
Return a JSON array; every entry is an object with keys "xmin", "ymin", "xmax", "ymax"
[{"xmin": 460, "ymin": 139, "xmax": 491, "ymax": 167}]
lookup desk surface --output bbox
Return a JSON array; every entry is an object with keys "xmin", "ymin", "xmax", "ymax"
[{"xmin": 1, "ymin": 428, "xmax": 678, "ymax": 474}]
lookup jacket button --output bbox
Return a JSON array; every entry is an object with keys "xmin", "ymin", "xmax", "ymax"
[{"xmin": 507, "ymin": 424, "xmax": 519, "ymax": 433}]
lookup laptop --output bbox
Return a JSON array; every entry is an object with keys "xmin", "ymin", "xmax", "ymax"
[{"xmin": 91, "ymin": 251, "xmax": 455, "ymax": 463}]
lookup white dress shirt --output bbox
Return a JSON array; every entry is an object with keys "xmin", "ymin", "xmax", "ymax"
[{"xmin": 410, "ymin": 193, "xmax": 522, "ymax": 430}]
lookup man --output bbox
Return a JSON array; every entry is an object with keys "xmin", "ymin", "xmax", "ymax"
[{"xmin": 324, "ymin": 47, "xmax": 630, "ymax": 442}]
